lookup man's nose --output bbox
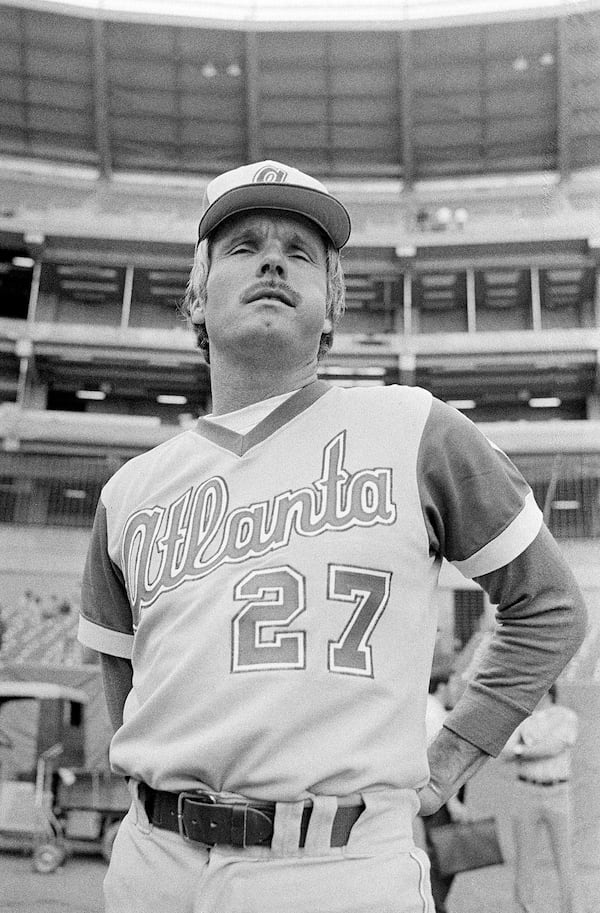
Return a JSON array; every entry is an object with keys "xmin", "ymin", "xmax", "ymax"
[{"xmin": 257, "ymin": 242, "xmax": 287, "ymax": 279}]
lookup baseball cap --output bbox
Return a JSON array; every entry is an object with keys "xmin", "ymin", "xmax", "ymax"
[{"xmin": 198, "ymin": 160, "xmax": 351, "ymax": 250}]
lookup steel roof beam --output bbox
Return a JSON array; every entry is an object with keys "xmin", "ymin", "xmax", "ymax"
[
  {"xmin": 556, "ymin": 15, "xmax": 571, "ymax": 180},
  {"xmin": 398, "ymin": 31, "xmax": 415, "ymax": 186},
  {"xmin": 244, "ymin": 31, "xmax": 262, "ymax": 163},
  {"xmin": 92, "ymin": 17, "xmax": 113, "ymax": 180}
]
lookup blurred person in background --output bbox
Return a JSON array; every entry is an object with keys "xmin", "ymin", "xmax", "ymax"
[{"xmin": 502, "ymin": 685, "xmax": 580, "ymax": 913}]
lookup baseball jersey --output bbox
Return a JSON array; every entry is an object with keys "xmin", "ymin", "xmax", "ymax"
[{"xmin": 78, "ymin": 381, "xmax": 542, "ymax": 799}]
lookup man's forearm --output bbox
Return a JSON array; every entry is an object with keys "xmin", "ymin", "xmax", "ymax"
[
  {"xmin": 471, "ymin": 528, "xmax": 587, "ymax": 720},
  {"xmin": 441, "ymin": 528, "xmax": 587, "ymax": 757}
]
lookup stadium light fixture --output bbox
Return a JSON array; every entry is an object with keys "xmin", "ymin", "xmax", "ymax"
[
  {"xmin": 528, "ymin": 396, "xmax": 561, "ymax": 408},
  {"xmin": 447, "ymin": 399, "xmax": 476, "ymax": 410},
  {"xmin": 12, "ymin": 257, "xmax": 35, "ymax": 269},
  {"xmin": 23, "ymin": 232, "xmax": 45, "ymax": 246},
  {"xmin": 453, "ymin": 208, "xmax": 468, "ymax": 228},
  {"xmin": 64, "ymin": 489, "xmax": 88, "ymax": 500},
  {"xmin": 157, "ymin": 394, "xmax": 188, "ymax": 405},
  {"xmin": 75, "ymin": 390, "xmax": 106, "ymax": 400}
]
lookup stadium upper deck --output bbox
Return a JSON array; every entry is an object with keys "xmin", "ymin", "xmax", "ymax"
[
  {"xmin": 1, "ymin": 0, "xmax": 600, "ymax": 182},
  {"xmin": 0, "ymin": 0, "xmax": 599, "ymax": 430}
]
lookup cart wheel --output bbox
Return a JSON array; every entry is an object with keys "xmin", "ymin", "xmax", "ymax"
[
  {"xmin": 101, "ymin": 821, "xmax": 121, "ymax": 863},
  {"xmin": 32, "ymin": 842, "xmax": 65, "ymax": 874}
]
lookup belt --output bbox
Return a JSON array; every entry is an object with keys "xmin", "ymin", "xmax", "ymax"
[
  {"xmin": 140, "ymin": 785, "xmax": 365, "ymax": 848},
  {"xmin": 518, "ymin": 776, "xmax": 568, "ymax": 787}
]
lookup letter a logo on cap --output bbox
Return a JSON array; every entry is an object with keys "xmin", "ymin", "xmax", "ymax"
[{"xmin": 253, "ymin": 164, "xmax": 288, "ymax": 184}]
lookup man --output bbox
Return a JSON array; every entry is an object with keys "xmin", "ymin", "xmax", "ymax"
[
  {"xmin": 78, "ymin": 160, "xmax": 587, "ymax": 913},
  {"xmin": 502, "ymin": 686, "xmax": 580, "ymax": 913}
]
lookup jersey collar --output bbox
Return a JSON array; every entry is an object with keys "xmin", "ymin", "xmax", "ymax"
[{"xmin": 193, "ymin": 379, "xmax": 331, "ymax": 456}]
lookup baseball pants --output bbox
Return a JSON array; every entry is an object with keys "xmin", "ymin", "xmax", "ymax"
[{"xmin": 104, "ymin": 784, "xmax": 434, "ymax": 913}]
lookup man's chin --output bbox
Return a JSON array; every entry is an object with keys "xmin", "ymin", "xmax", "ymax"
[{"xmin": 215, "ymin": 323, "xmax": 319, "ymax": 364}]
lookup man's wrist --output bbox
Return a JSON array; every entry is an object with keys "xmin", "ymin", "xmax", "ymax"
[
  {"xmin": 419, "ymin": 779, "xmax": 445, "ymax": 802},
  {"xmin": 427, "ymin": 726, "xmax": 489, "ymax": 795},
  {"xmin": 417, "ymin": 779, "xmax": 446, "ymax": 816}
]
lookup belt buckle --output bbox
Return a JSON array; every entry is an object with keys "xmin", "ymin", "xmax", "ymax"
[{"xmin": 177, "ymin": 790, "xmax": 217, "ymax": 844}]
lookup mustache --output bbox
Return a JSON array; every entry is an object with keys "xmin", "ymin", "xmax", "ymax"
[{"xmin": 241, "ymin": 280, "xmax": 300, "ymax": 308}]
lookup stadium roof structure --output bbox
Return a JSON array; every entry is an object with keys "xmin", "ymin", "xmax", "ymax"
[
  {"xmin": 5, "ymin": 0, "xmax": 600, "ymax": 27},
  {"xmin": 0, "ymin": 0, "xmax": 600, "ymax": 183}
]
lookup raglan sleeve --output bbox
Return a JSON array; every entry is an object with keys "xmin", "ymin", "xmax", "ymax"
[
  {"xmin": 418, "ymin": 398, "xmax": 588, "ymax": 755},
  {"xmin": 78, "ymin": 495, "xmax": 135, "ymax": 660}
]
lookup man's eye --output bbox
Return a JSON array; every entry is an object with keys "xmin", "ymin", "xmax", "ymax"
[{"xmin": 289, "ymin": 249, "xmax": 310, "ymax": 261}]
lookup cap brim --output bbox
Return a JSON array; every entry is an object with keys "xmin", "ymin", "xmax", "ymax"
[{"xmin": 198, "ymin": 184, "xmax": 351, "ymax": 250}]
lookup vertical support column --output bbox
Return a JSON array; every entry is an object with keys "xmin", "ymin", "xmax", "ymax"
[
  {"xmin": 245, "ymin": 31, "xmax": 262, "ymax": 162},
  {"xmin": 556, "ymin": 16, "xmax": 571, "ymax": 181},
  {"xmin": 92, "ymin": 16, "xmax": 113, "ymax": 180},
  {"xmin": 398, "ymin": 31, "xmax": 415, "ymax": 187},
  {"xmin": 324, "ymin": 32, "xmax": 334, "ymax": 171},
  {"xmin": 398, "ymin": 352, "xmax": 416, "ymax": 387},
  {"xmin": 594, "ymin": 261, "xmax": 600, "ymax": 329},
  {"xmin": 402, "ymin": 271, "xmax": 413, "ymax": 336},
  {"xmin": 15, "ymin": 338, "xmax": 34, "ymax": 408},
  {"xmin": 121, "ymin": 265, "xmax": 134, "ymax": 329},
  {"xmin": 588, "ymin": 342, "xmax": 600, "ymax": 419},
  {"xmin": 17, "ymin": 8, "xmax": 31, "ymax": 152},
  {"xmin": 466, "ymin": 268, "xmax": 477, "ymax": 333},
  {"xmin": 26, "ymin": 260, "xmax": 42, "ymax": 326},
  {"xmin": 531, "ymin": 266, "xmax": 542, "ymax": 332}
]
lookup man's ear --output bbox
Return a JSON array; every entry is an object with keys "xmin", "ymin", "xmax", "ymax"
[{"xmin": 323, "ymin": 316, "xmax": 333, "ymax": 334}]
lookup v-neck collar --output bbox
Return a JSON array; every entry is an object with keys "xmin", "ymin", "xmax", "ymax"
[{"xmin": 193, "ymin": 379, "xmax": 332, "ymax": 456}]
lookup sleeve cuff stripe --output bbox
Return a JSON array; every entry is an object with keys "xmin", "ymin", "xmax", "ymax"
[
  {"xmin": 451, "ymin": 491, "xmax": 543, "ymax": 578},
  {"xmin": 78, "ymin": 615, "xmax": 133, "ymax": 659}
]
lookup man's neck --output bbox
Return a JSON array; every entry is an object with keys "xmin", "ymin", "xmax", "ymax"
[{"xmin": 208, "ymin": 357, "xmax": 319, "ymax": 415}]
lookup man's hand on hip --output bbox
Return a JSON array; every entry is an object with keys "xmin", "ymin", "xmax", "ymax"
[{"xmin": 418, "ymin": 726, "xmax": 490, "ymax": 816}]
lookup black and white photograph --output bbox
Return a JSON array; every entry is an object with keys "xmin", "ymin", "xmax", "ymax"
[{"xmin": 0, "ymin": 1, "xmax": 599, "ymax": 910}]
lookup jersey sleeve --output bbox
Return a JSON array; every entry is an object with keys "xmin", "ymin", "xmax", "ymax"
[
  {"xmin": 444, "ymin": 526, "xmax": 587, "ymax": 754},
  {"xmin": 417, "ymin": 397, "xmax": 542, "ymax": 574},
  {"xmin": 417, "ymin": 398, "xmax": 587, "ymax": 756},
  {"xmin": 78, "ymin": 497, "xmax": 134, "ymax": 659}
]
